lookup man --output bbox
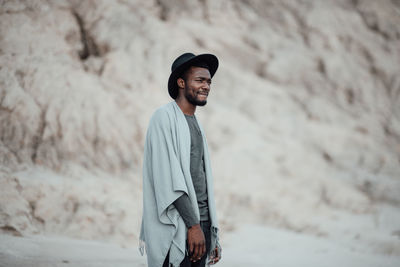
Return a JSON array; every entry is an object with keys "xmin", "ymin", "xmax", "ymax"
[{"xmin": 139, "ymin": 53, "xmax": 221, "ymax": 267}]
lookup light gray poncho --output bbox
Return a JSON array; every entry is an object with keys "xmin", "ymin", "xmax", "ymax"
[{"xmin": 139, "ymin": 101, "xmax": 219, "ymax": 267}]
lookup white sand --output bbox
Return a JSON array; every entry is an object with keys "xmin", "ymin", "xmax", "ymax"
[
  {"xmin": 220, "ymin": 224, "xmax": 400, "ymax": 267},
  {"xmin": 0, "ymin": 234, "xmax": 146, "ymax": 267},
  {"xmin": 2, "ymin": 224, "xmax": 399, "ymax": 267}
]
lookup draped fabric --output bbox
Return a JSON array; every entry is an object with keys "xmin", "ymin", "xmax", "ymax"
[{"xmin": 139, "ymin": 101, "xmax": 219, "ymax": 267}]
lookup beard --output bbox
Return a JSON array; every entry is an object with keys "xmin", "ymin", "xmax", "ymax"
[{"xmin": 185, "ymin": 89, "xmax": 207, "ymax": 106}]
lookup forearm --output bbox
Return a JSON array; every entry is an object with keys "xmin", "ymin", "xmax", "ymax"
[{"xmin": 173, "ymin": 193, "xmax": 199, "ymax": 228}]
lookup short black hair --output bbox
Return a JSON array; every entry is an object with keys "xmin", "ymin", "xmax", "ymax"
[{"xmin": 179, "ymin": 61, "xmax": 210, "ymax": 81}]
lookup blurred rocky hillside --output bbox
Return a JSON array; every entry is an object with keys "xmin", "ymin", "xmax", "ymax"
[{"xmin": 0, "ymin": 0, "xmax": 399, "ymax": 253}]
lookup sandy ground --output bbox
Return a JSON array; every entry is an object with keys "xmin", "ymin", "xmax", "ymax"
[
  {"xmin": 2, "ymin": 224, "xmax": 399, "ymax": 267},
  {"xmin": 220, "ymin": 224, "xmax": 400, "ymax": 267},
  {"xmin": 0, "ymin": 234, "xmax": 146, "ymax": 267}
]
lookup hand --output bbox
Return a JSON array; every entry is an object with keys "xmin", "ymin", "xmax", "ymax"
[
  {"xmin": 207, "ymin": 245, "xmax": 221, "ymax": 265},
  {"xmin": 187, "ymin": 224, "xmax": 206, "ymax": 262}
]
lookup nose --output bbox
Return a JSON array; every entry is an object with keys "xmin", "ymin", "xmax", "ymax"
[{"xmin": 202, "ymin": 81, "xmax": 210, "ymax": 91}]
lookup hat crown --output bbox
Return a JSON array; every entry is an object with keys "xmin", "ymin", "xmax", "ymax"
[{"xmin": 171, "ymin": 53, "xmax": 195, "ymax": 72}]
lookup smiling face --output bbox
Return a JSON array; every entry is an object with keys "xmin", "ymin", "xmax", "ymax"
[{"xmin": 178, "ymin": 66, "xmax": 212, "ymax": 106}]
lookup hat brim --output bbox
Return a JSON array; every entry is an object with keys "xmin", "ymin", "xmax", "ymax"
[{"xmin": 168, "ymin": 54, "xmax": 219, "ymax": 99}]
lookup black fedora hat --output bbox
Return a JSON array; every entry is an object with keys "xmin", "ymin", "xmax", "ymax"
[{"xmin": 168, "ymin": 53, "xmax": 219, "ymax": 99}]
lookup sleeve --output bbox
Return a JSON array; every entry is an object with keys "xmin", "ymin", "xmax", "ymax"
[{"xmin": 173, "ymin": 194, "xmax": 199, "ymax": 228}]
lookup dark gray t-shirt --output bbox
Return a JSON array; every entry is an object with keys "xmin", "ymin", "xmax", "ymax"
[
  {"xmin": 185, "ymin": 114, "xmax": 209, "ymax": 221},
  {"xmin": 173, "ymin": 114, "xmax": 209, "ymax": 227}
]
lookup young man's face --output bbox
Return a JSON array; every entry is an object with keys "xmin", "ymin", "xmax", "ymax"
[{"xmin": 179, "ymin": 66, "xmax": 212, "ymax": 106}]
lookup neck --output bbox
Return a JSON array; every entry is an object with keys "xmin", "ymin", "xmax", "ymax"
[{"xmin": 175, "ymin": 96, "xmax": 196, "ymax": 115}]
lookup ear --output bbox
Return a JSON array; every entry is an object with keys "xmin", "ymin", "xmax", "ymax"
[{"xmin": 177, "ymin": 78, "xmax": 185, "ymax": 89}]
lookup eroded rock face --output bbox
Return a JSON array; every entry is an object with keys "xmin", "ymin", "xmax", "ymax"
[{"xmin": 1, "ymin": 0, "xmax": 399, "ymax": 251}]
